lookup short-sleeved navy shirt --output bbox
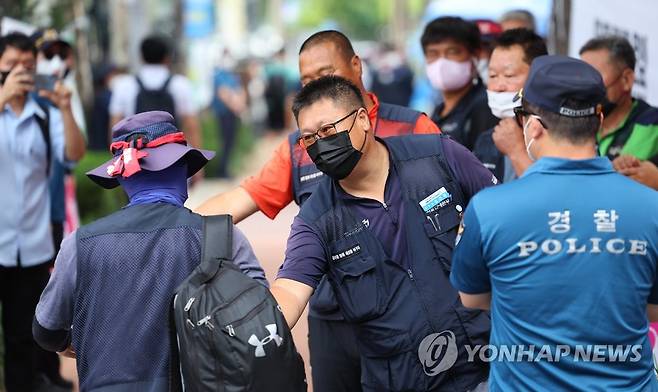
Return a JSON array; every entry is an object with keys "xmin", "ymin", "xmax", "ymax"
[{"xmin": 277, "ymin": 136, "xmax": 497, "ymax": 288}]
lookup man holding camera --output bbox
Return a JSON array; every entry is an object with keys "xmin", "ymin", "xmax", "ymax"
[{"xmin": 0, "ymin": 32, "xmax": 85, "ymax": 392}]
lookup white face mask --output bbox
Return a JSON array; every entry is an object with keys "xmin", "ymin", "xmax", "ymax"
[
  {"xmin": 486, "ymin": 90, "xmax": 517, "ymax": 119},
  {"xmin": 425, "ymin": 57, "xmax": 473, "ymax": 92},
  {"xmin": 477, "ymin": 58, "xmax": 489, "ymax": 84},
  {"xmin": 37, "ymin": 55, "xmax": 66, "ymax": 78},
  {"xmin": 523, "ymin": 114, "xmax": 542, "ymax": 161}
]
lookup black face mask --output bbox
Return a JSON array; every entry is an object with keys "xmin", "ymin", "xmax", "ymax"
[
  {"xmin": 602, "ymin": 72, "xmax": 624, "ymax": 117},
  {"xmin": 307, "ymin": 121, "xmax": 367, "ymax": 181},
  {"xmin": 602, "ymin": 98, "xmax": 617, "ymax": 117}
]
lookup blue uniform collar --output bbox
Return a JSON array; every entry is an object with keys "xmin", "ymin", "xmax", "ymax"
[{"xmin": 522, "ymin": 156, "xmax": 614, "ymax": 177}]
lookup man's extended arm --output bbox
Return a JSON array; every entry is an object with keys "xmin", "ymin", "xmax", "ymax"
[
  {"xmin": 270, "ymin": 279, "xmax": 314, "ymax": 328},
  {"xmin": 195, "ymin": 186, "xmax": 260, "ymax": 223},
  {"xmin": 269, "ymin": 216, "xmax": 328, "ymax": 328},
  {"xmin": 195, "ymin": 137, "xmax": 295, "ymax": 220}
]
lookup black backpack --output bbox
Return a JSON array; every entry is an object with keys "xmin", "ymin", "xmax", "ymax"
[
  {"xmin": 169, "ymin": 215, "xmax": 307, "ymax": 392},
  {"xmin": 135, "ymin": 75, "xmax": 177, "ymax": 121}
]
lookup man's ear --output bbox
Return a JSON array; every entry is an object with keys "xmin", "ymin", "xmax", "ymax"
[
  {"xmin": 526, "ymin": 117, "xmax": 544, "ymax": 139},
  {"xmin": 621, "ymin": 67, "xmax": 635, "ymax": 93},
  {"xmin": 598, "ymin": 112, "xmax": 604, "ymax": 128},
  {"xmin": 351, "ymin": 55, "xmax": 362, "ymax": 80},
  {"xmin": 358, "ymin": 107, "xmax": 372, "ymax": 132}
]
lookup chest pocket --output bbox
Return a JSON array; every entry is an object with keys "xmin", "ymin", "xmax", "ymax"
[
  {"xmin": 326, "ymin": 239, "xmax": 385, "ymax": 323},
  {"xmin": 421, "ymin": 184, "xmax": 462, "ymax": 272}
]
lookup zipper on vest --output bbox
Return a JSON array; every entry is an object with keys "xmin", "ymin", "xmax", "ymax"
[
  {"xmin": 406, "ymin": 266, "xmax": 439, "ymax": 332},
  {"xmin": 382, "ymin": 201, "xmax": 388, "ymax": 210}
]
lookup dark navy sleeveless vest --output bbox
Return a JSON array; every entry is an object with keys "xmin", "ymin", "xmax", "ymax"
[
  {"xmin": 73, "ymin": 203, "xmax": 204, "ymax": 391},
  {"xmin": 299, "ymin": 135, "xmax": 490, "ymax": 391}
]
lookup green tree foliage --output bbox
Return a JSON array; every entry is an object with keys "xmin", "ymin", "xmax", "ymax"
[{"xmin": 298, "ymin": 0, "xmax": 391, "ymax": 40}]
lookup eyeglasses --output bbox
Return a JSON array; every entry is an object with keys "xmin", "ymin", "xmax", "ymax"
[
  {"xmin": 298, "ymin": 108, "xmax": 360, "ymax": 148},
  {"xmin": 513, "ymin": 106, "xmax": 547, "ymax": 129}
]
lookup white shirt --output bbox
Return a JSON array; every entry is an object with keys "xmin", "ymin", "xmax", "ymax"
[
  {"xmin": 109, "ymin": 64, "xmax": 197, "ymax": 118},
  {"xmin": 0, "ymin": 97, "xmax": 68, "ymax": 267}
]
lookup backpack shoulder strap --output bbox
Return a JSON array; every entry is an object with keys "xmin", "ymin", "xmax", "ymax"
[
  {"xmin": 135, "ymin": 75, "xmax": 146, "ymax": 90},
  {"xmin": 202, "ymin": 214, "xmax": 233, "ymax": 263},
  {"xmin": 168, "ymin": 296, "xmax": 183, "ymax": 392},
  {"xmin": 33, "ymin": 97, "xmax": 52, "ymax": 175},
  {"xmin": 188, "ymin": 214, "xmax": 234, "ymax": 287},
  {"xmin": 160, "ymin": 74, "xmax": 174, "ymax": 93}
]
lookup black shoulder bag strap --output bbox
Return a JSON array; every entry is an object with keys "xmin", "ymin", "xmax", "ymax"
[
  {"xmin": 34, "ymin": 99, "xmax": 52, "ymax": 176},
  {"xmin": 135, "ymin": 75, "xmax": 146, "ymax": 92},
  {"xmin": 193, "ymin": 214, "xmax": 233, "ymax": 285},
  {"xmin": 168, "ymin": 215, "xmax": 233, "ymax": 392},
  {"xmin": 160, "ymin": 74, "xmax": 174, "ymax": 93}
]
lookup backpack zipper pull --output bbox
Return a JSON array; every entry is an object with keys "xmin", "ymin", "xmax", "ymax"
[
  {"xmin": 197, "ymin": 315, "xmax": 212, "ymax": 328},
  {"xmin": 184, "ymin": 297, "xmax": 195, "ymax": 312},
  {"xmin": 225, "ymin": 324, "xmax": 235, "ymax": 337}
]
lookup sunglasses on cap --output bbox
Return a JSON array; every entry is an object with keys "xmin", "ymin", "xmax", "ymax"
[
  {"xmin": 42, "ymin": 43, "xmax": 71, "ymax": 60},
  {"xmin": 513, "ymin": 106, "xmax": 548, "ymax": 129}
]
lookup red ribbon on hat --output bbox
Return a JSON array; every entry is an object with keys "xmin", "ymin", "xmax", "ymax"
[{"xmin": 107, "ymin": 132, "xmax": 187, "ymax": 178}]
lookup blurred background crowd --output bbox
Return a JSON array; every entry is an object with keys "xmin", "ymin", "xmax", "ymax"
[
  {"xmin": 1, "ymin": 0, "xmax": 655, "ymax": 224},
  {"xmin": 0, "ymin": 0, "xmax": 657, "ymax": 390}
]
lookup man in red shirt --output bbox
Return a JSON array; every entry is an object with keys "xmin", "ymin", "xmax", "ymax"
[{"xmin": 197, "ymin": 30, "xmax": 439, "ymax": 392}]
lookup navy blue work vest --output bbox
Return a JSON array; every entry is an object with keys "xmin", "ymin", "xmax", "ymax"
[
  {"xmin": 299, "ymin": 135, "xmax": 490, "ymax": 391},
  {"xmin": 73, "ymin": 203, "xmax": 204, "ymax": 392}
]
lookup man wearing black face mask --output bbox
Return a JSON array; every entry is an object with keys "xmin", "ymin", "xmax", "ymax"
[
  {"xmin": 580, "ymin": 36, "xmax": 658, "ymax": 163},
  {"xmin": 270, "ymin": 75, "xmax": 496, "ymax": 392}
]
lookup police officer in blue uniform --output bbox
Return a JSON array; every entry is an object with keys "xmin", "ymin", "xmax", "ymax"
[
  {"xmin": 450, "ymin": 55, "xmax": 658, "ymax": 391},
  {"xmin": 270, "ymin": 75, "xmax": 496, "ymax": 391}
]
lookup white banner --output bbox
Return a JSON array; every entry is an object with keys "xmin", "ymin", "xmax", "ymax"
[{"xmin": 569, "ymin": 0, "xmax": 658, "ymax": 106}]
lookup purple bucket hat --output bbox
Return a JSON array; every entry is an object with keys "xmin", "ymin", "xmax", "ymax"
[{"xmin": 86, "ymin": 111, "xmax": 215, "ymax": 189}]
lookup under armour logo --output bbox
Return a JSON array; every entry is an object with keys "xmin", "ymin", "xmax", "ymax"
[
  {"xmin": 362, "ymin": 219, "xmax": 369, "ymax": 228},
  {"xmin": 248, "ymin": 324, "xmax": 283, "ymax": 358}
]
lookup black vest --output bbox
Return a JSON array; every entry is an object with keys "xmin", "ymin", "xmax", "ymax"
[
  {"xmin": 74, "ymin": 203, "xmax": 204, "ymax": 391},
  {"xmin": 299, "ymin": 135, "xmax": 490, "ymax": 391}
]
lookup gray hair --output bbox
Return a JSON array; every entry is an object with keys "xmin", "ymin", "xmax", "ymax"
[
  {"xmin": 500, "ymin": 9, "xmax": 536, "ymax": 32},
  {"xmin": 579, "ymin": 36, "xmax": 636, "ymax": 71}
]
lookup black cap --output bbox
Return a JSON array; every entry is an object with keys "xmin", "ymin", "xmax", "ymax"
[
  {"xmin": 29, "ymin": 29, "xmax": 71, "ymax": 51},
  {"xmin": 514, "ymin": 55, "xmax": 606, "ymax": 117}
]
